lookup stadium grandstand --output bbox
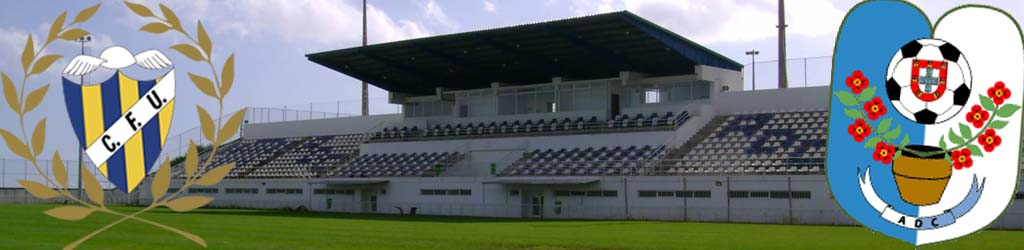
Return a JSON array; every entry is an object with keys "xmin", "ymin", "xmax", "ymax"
[{"xmin": 119, "ymin": 11, "xmax": 1021, "ymax": 228}]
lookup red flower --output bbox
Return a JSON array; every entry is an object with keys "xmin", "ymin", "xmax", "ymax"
[
  {"xmin": 951, "ymin": 148, "xmax": 973, "ymax": 170},
  {"xmin": 978, "ymin": 128, "xmax": 1002, "ymax": 152},
  {"xmin": 965, "ymin": 105, "xmax": 989, "ymax": 128},
  {"xmin": 846, "ymin": 70, "xmax": 869, "ymax": 94},
  {"xmin": 847, "ymin": 119, "xmax": 872, "ymax": 142},
  {"xmin": 872, "ymin": 142, "xmax": 895, "ymax": 164},
  {"xmin": 988, "ymin": 81, "xmax": 1011, "ymax": 105},
  {"xmin": 863, "ymin": 97, "xmax": 887, "ymax": 120}
]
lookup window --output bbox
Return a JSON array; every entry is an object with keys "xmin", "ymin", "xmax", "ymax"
[
  {"xmin": 639, "ymin": 190, "xmax": 709, "ymax": 198},
  {"xmin": 555, "ymin": 190, "xmax": 617, "ymax": 197},
  {"xmin": 770, "ymin": 191, "xmax": 791, "ymax": 199},
  {"xmin": 644, "ymin": 89, "xmax": 661, "ymax": 104},
  {"xmin": 509, "ymin": 190, "xmax": 520, "ymax": 196},
  {"xmin": 729, "ymin": 190, "xmax": 811, "ymax": 199},
  {"xmin": 266, "ymin": 188, "xmax": 303, "ymax": 194},
  {"xmin": 1016, "ymin": 193, "xmax": 1024, "ymax": 200},
  {"xmin": 314, "ymin": 189, "xmax": 353, "ymax": 195},
  {"xmin": 167, "ymin": 188, "xmax": 180, "ymax": 193},
  {"xmin": 225, "ymin": 188, "xmax": 258, "ymax": 194},
  {"xmin": 791, "ymin": 191, "xmax": 812, "ymax": 199},
  {"xmin": 188, "ymin": 188, "xmax": 218, "ymax": 194},
  {"xmin": 403, "ymin": 101, "xmax": 453, "ymax": 118},
  {"xmin": 420, "ymin": 189, "xmax": 471, "ymax": 196},
  {"xmin": 729, "ymin": 191, "xmax": 749, "ymax": 198}
]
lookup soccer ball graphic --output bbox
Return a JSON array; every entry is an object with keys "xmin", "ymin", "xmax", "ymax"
[{"xmin": 885, "ymin": 38, "xmax": 972, "ymax": 124}]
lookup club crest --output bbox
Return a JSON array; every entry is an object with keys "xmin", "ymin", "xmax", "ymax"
[
  {"xmin": 827, "ymin": 1, "xmax": 1023, "ymax": 246},
  {"xmin": 61, "ymin": 46, "xmax": 176, "ymax": 193}
]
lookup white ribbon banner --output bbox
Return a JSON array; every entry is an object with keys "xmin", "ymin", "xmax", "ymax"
[
  {"xmin": 84, "ymin": 70, "xmax": 175, "ymax": 166},
  {"xmin": 858, "ymin": 167, "xmax": 983, "ymax": 230}
]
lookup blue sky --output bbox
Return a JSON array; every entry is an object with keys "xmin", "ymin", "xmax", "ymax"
[{"xmin": 1, "ymin": 0, "xmax": 1022, "ymax": 161}]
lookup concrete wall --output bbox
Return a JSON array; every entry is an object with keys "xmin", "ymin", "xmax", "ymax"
[
  {"xmin": 697, "ymin": 65, "xmax": 743, "ymax": 92},
  {"xmin": 243, "ymin": 114, "xmax": 402, "ymax": 139},
  {"xmin": 717, "ymin": 86, "xmax": 829, "ymax": 115},
  {"xmin": 130, "ymin": 175, "xmax": 1024, "ymax": 228}
]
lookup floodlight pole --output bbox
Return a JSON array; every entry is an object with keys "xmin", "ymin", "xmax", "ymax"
[
  {"xmin": 745, "ymin": 50, "xmax": 759, "ymax": 91},
  {"xmin": 361, "ymin": 0, "xmax": 369, "ymax": 116},
  {"xmin": 75, "ymin": 35, "xmax": 92, "ymax": 199},
  {"xmin": 777, "ymin": 0, "xmax": 788, "ymax": 89}
]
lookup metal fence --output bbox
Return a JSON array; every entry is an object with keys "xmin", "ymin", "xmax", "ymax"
[
  {"xmin": 743, "ymin": 56, "xmax": 832, "ymax": 90},
  {"xmin": 245, "ymin": 98, "xmax": 402, "ymax": 124},
  {"xmin": 0, "ymin": 158, "xmax": 120, "ymax": 190}
]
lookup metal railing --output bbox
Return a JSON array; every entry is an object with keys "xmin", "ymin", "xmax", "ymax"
[
  {"xmin": 370, "ymin": 114, "xmax": 688, "ymax": 143},
  {"xmin": 744, "ymin": 56, "xmax": 832, "ymax": 90},
  {"xmin": 245, "ymin": 98, "xmax": 402, "ymax": 124}
]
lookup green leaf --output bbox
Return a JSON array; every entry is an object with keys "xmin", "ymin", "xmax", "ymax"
[
  {"xmin": 893, "ymin": 150, "xmax": 903, "ymax": 161},
  {"xmin": 884, "ymin": 124, "xmax": 901, "ymax": 140},
  {"xmin": 966, "ymin": 144, "xmax": 983, "ymax": 157},
  {"xmin": 835, "ymin": 91, "xmax": 857, "ymax": 106},
  {"xmin": 864, "ymin": 137, "xmax": 882, "ymax": 149},
  {"xmin": 958, "ymin": 124, "xmax": 972, "ymax": 141},
  {"xmin": 858, "ymin": 87, "xmax": 877, "ymax": 102},
  {"xmin": 980, "ymin": 95, "xmax": 996, "ymax": 111},
  {"xmin": 948, "ymin": 129, "xmax": 965, "ymax": 145},
  {"xmin": 990, "ymin": 120, "xmax": 1009, "ymax": 129},
  {"xmin": 996, "ymin": 104, "xmax": 1020, "ymax": 118},
  {"xmin": 878, "ymin": 118, "xmax": 892, "ymax": 133},
  {"xmin": 843, "ymin": 108, "xmax": 863, "ymax": 119},
  {"xmin": 900, "ymin": 134, "xmax": 910, "ymax": 147},
  {"xmin": 939, "ymin": 135, "xmax": 948, "ymax": 150}
]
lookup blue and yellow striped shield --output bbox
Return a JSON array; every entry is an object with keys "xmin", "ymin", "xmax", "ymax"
[{"xmin": 62, "ymin": 70, "xmax": 175, "ymax": 193}]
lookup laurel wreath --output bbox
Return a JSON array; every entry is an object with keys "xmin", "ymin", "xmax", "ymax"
[{"xmin": 0, "ymin": 2, "xmax": 244, "ymax": 249}]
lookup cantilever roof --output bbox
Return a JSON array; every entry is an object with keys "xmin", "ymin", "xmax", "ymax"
[{"xmin": 307, "ymin": 11, "xmax": 742, "ymax": 95}]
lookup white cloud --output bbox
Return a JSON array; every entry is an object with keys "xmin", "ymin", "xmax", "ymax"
[
  {"xmin": 569, "ymin": 0, "xmax": 619, "ymax": 16},
  {"xmin": 422, "ymin": 0, "xmax": 458, "ymax": 31},
  {"xmin": 124, "ymin": 0, "xmax": 432, "ymax": 48},
  {"xmin": 568, "ymin": 0, "xmax": 845, "ymax": 45},
  {"xmin": 483, "ymin": 1, "xmax": 497, "ymax": 14},
  {"xmin": 0, "ymin": 27, "xmax": 30, "ymax": 69}
]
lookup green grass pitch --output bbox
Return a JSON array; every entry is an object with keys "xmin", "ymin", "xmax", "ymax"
[{"xmin": 1, "ymin": 204, "xmax": 1022, "ymax": 249}]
